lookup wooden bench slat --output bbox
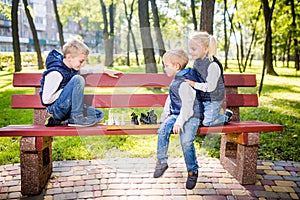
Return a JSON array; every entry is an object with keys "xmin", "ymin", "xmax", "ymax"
[
  {"xmin": 12, "ymin": 94, "xmax": 259, "ymax": 109},
  {"xmin": 223, "ymin": 74, "xmax": 256, "ymax": 87},
  {"xmin": 13, "ymin": 73, "xmax": 42, "ymax": 87},
  {"xmin": 226, "ymin": 94, "xmax": 258, "ymax": 107},
  {"xmin": 12, "ymin": 94, "xmax": 169, "ymax": 108},
  {"xmin": 13, "ymin": 73, "xmax": 256, "ymax": 87},
  {"xmin": 0, "ymin": 121, "xmax": 283, "ymax": 137}
]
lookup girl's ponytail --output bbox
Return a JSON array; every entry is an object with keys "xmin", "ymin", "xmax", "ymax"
[
  {"xmin": 189, "ymin": 31, "xmax": 217, "ymax": 61},
  {"xmin": 207, "ymin": 35, "xmax": 217, "ymax": 61}
]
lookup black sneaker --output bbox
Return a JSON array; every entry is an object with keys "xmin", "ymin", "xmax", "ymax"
[
  {"xmin": 186, "ymin": 171, "xmax": 198, "ymax": 190},
  {"xmin": 45, "ymin": 117, "xmax": 62, "ymax": 127},
  {"xmin": 153, "ymin": 162, "xmax": 168, "ymax": 178},
  {"xmin": 225, "ymin": 109, "xmax": 233, "ymax": 123}
]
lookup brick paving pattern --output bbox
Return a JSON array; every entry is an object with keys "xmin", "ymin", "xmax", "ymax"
[{"xmin": 0, "ymin": 158, "xmax": 299, "ymax": 200}]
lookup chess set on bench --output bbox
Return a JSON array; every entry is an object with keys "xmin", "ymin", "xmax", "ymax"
[{"xmin": 105, "ymin": 109, "xmax": 161, "ymax": 130}]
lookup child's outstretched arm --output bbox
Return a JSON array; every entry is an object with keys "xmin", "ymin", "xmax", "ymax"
[
  {"xmin": 80, "ymin": 67, "xmax": 120, "ymax": 78},
  {"xmin": 103, "ymin": 68, "xmax": 120, "ymax": 78},
  {"xmin": 186, "ymin": 62, "xmax": 220, "ymax": 92},
  {"xmin": 185, "ymin": 79, "xmax": 208, "ymax": 92}
]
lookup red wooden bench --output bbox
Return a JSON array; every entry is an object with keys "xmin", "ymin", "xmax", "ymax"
[{"xmin": 0, "ymin": 73, "xmax": 283, "ymax": 195}]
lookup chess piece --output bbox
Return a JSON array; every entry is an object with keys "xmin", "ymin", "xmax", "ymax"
[
  {"xmin": 131, "ymin": 112, "xmax": 139, "ymax": 125},
  {"xmin": 107, "ymin": 109, "xmax": 114, "ymax": 125},
  {"xmin": 148, "ymin": 109, "xmax": 157, "ymax": 124},
  {"xmin": 114, "ymin": 113, "xmax": 120, "ymax": 125},
  {"xmin": 140, "ymin": 112, "xmax": 150, "ymax": 124},
  {"xmin": 121, "ymin": 112, "xmax": 126, "ymax": 126}
]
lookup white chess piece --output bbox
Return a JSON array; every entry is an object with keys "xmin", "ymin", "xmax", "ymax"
[
  {"xmin": 114, "ymin": 113, "xmax": 120, "ymax": 125},
  {"xmin": 107, "ymin": 109, "xmax": 114, "ymax": 125},
  {"xmin": 121, "ymin": 112, "xmax": 125, "ymax": 126}
]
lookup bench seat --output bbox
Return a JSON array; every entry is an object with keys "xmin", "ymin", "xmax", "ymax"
[{"xmin": 0, "ymin": 120, "xmax": 283, "ymax": 137}]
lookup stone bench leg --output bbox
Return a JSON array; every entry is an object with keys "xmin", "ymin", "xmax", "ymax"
[
  {"xmin": 20, "ymin": 136, "xmax": 53, "ymax": 195},
  {"xmin": 220, "ymin": 133, "xmax": 259, "ymax": 185}
]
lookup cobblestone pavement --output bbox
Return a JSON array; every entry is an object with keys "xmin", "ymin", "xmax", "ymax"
[{"xmin": 0, "ymin": 157, "xmax": 299, "ymax": 200}]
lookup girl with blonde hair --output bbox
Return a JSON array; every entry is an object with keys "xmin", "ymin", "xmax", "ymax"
[{"xmin": 186, "ymin": 31, "xmax": 232, "ymax": 126}]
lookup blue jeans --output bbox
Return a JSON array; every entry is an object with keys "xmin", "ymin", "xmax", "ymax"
[
  {"xmin": 46, "ymin": 75, "xmax": 104, "ymax": 122},
  {"xmin": 202, "ymin": 101, "xmax": 229, "ymax": 126},
  {"xmin": 156, "ymin": 115, "xmax": 200, "ymax": 173}
]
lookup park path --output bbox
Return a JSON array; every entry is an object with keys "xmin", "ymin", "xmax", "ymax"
[{"xmin": 0, "ymin": 157, "xmax": 299, "ymax": 200}]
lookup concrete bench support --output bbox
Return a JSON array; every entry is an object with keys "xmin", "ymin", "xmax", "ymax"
[
  {"xmin": 20, "ymin": 136, "xmax": 53, "ymax": 195},
  {"xmin": 220, "ymin": 133, "xmax": 260, "ymax": 184}
]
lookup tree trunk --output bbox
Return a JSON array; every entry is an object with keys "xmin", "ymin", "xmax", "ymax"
[
  {"xmin": 130, "ymin": 29, "xmax": 140, "ymax": 66},
  {"xmin": 123, "ymin": 0, "xmax": 130, "ymax": 66},
  {"xmin": 53, "ymin": 0, "xmax": 64, "ymax": 49},
  {"xmin": 23, "ymin": 0, "xmax": 44, "ymax": 69},
  {"xmin": 150, "ymin": 0, "xmax": 166, "ymax": 66},
  {"xmin": 290, "ymin": 0, "xmax": 299, "ymax": 71},
  {"xmin": 238, "ymin": 22, "xmax": 245, "ymax": 71},
  {"xmin": 287, "ymin": 34, "xmax": 292, "ymax": 68},
  {"xmin": 191, "ymin": 0, "xmax": 197, "ymax": 30},
  {"xmin": 138, "ymin": 0, "xmax": 157, "ymax": 73},
  {"xmin": 200, "ymin": 0, "xmax": 215, "ymax": 34},
  {"xmin": 259, "ymin": 0, "xmax": 277, "ymax": 95},
  {"xmin": 223, "ymin": 0, "xmax": 228, "ymax": 70},
  {"xmin": 12, "ymin": 0, "xmax": 21, "ymax": 72},
  {"xmin": 123, "ymin": 0, "xmax": 138, "ymax": 66},
  {"xmin": 225, "ymin": 0, "xmax": 237, "ymax": 71},
  {"xmin": 261, "ymin": 0, "xmax": 278, "ymax": 76},
  {"xmin": 244, "ymin": 4, "xmax": 262, "ymax": 72},
  {"xmin": 99, "ymin": 0, "xmax": 115, "ymax": 67}
]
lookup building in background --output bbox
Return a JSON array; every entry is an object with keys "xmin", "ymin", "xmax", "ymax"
[{"xmin": 0, "ymin": 0, "xmax": 89, "ymax": 52}]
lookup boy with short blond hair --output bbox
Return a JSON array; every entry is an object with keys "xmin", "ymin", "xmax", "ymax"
[
  {"xmin": 154, "ymin": 49, "xmax": 203, "ymax": 190},
  {"xmin": 40, "ymin": 38, "xmax": 117, "ymax": 127}
]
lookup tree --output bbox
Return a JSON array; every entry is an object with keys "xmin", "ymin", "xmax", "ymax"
[
  {"xmin": 11, "ymin": 0, "xmax": 21, "ymax": 72},
  {"xmin": 138, "ymin": 0, "xmax": 157, "ymax": 73},
  {"xmin": 100, "ymin": 0, "xmax": 115, "ymax": 67},
  {"xmin": 261, "ymin": 0, "xmax": 278, "ymax": 76},
  {"xmin": 290, "ymin": 0, "xmax": 299, "ymax": 71},
  {"xmin": 223, "ymin": 0, "xmax": 228, "ymax": 70},
  {"xmin": 23, "ymin": 0, "xmax": 44, "ymax": 69},
  {"xmin": 123, "ymin": 0, "xmax": 139, "ymax": 66},
  {"xmin": 259, "ymin": 0, "xmax": 277, "ymax": 95},
  {"xmin": 150, "ymin": 0, "xmax": 165, "ymax": 63},
  {"xmin": 191, "ymin": 0, "xmax": 197, "ymax": 30},
  {"xmin": 200, "ymin": 0, "xmax": 215, "ymax": 34},
  {"xmin": 53, "ymin": 0, "xmax": 64, "ymax": 49}
]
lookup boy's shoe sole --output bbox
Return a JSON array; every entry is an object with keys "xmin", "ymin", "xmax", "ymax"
[
  {"xmin": 45, "ymin": 117, "xmax": 62, "ymax": 127},
  {"xmin": 68, "ymin": 121, "xmax": 98, "ymax": 127},
  {"xmin": 153, "ymin": 163, "xmax": 168, "ymax": 178}
]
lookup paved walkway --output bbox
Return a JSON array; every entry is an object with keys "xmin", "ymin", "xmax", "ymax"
[{"xmin": 0, "ymin": 157, "xmax": 299, "ymax": 200}]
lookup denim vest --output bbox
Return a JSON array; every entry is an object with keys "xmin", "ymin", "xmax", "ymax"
[
  {"xmin": 193, "ymin": 57, "xmax": 225, "ymax": 101},
  {"xmin": 169, "ymin": 68, "xmax": 203, "ymax": 119},
  {"xmin": 39, "ymin": 50, "xmax": 79, "ymax": 106}
]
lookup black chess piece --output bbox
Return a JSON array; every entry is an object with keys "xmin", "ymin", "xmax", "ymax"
[
  {"xmin": 140, "ymin": 112, "xmax": 150, "ymax": 124},
  {"xmin": 148, "ymin": 109, "xmax": 157, "ymax": 124},
  {"xmin": 131, "ymin": 112, "xmax": 139, "ymax": 125}
]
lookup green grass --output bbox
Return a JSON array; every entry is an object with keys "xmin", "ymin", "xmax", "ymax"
[{"xmin": 0, "ymin": 61, "xmax": 299, "ymax": 165}]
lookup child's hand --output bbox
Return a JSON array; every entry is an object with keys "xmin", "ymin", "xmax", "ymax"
[
  {"xmin": 173, "ymin": 124, "xmax": 182, "ymax": 134},
  {"xmin": 185, "ymin": 79, "xmax": 195, "ymax": 87},
  {"xmin": 104, "ymin": 69, "xmax": 120, "ymax": 78}
]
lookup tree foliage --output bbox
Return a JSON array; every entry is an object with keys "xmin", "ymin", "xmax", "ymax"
[{"xmin": 2, "ymin": 0, "xmax": 300, "ymax": 75}]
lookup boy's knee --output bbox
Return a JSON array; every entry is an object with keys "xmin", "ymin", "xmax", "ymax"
[
  {"xmin": 72, "ymin": 75, "xmax": 85, "ymax": 85},
  {"xmin": 202, "ymin": 121, "xmax": 210, "ymax": 127},
  {"xmin": 181, "ymin": 140, "xmax": 193, "ymax": 149}
]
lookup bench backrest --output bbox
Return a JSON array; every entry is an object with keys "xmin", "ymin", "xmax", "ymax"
[{"xmin": 12, "ymin": 73, "xmax": 258, "ymax": 124}]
